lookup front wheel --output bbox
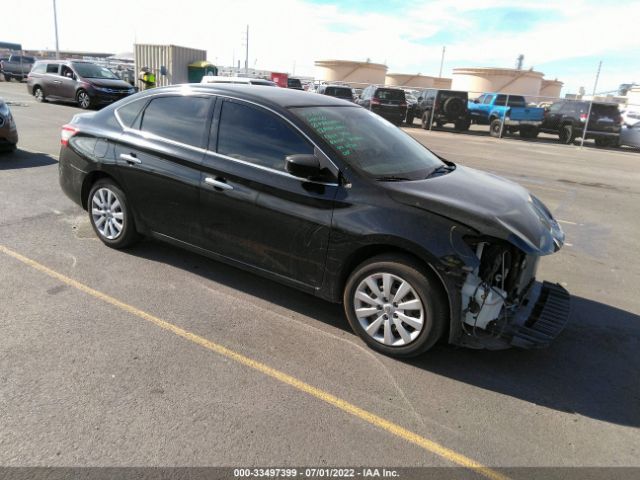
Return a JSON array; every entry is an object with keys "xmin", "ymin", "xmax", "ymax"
[
  {"xmin": 343, "ymin": 254, "xmax": 447, "ymax": 358},
  {"xmin": 559, "ymin": 124, "xmax": 575, "ymax": 144},
  {"xmin": 88, "ymin": 180, "xmax": 139, "ymax": 249},
  {"xmin": 77, "ymin": 89, "xmax": 92, "ymax": 109}
]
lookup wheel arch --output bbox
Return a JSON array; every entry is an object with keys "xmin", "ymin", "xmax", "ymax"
[
  {"xmin": 80, "ymin": 171, "xmax": 121, "ymax": 210},
  {"xmin": 337, "ymin": 243, "xmax": 452, "ymax": 340}
]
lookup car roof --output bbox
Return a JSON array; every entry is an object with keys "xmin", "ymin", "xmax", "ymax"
[{"xmin": 143, "ymin": 84, "xmax": 354, "ymax": 108}]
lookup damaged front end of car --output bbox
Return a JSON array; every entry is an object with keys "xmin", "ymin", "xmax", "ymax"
[
  {"xmin": 456, "ymin": 236, "xmax": 570, "ymax": 349},
  {"xmin": 443, "ymin": 192, "xmax": 570, "ymax": 350}
]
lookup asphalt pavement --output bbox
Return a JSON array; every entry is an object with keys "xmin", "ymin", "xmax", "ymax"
[{"xmin": 1, "ymin": 81, "xmax": 639, "ymax": 473}]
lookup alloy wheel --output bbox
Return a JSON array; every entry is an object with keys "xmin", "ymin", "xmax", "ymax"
[
  {"xmin": 353, "ymin": 272, "xmax": 424, "ymax": 346},
  {"xmin": 78, "ymin": 91, "xmax": 91, "ymax": 109},
  {"xmin": 91, "ymin": 188, "xmax": 124, "ymax": 240}
]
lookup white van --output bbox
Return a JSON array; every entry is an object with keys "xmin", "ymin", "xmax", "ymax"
[{"xmin": 200, "ymin": 75, "xmax": 276, "ymax": 87}]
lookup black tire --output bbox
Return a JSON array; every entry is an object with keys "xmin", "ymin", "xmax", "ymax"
[
  {"xmin": 435, "ymin": 120, "xmax": 444, "ymax": 128},
  {"xmin": 519, "ymin": 126, "xmax": 539, "ymax": 139},
  {"xmin": 489, "ymin": 118, "xmax": 503, "ymax": 137},
  {"xmin": 33, "ymin": 86, "xmax": 45, "ymax": 102},
  {"xmin": 87, "ymin": 179, "xmax": 139, "ymax": 249},
  {"xmin": 343, "ymin": 254, "xmax": 448, "ymax": 358},
  {"xmin": 594, "ymin": 138, "xmax": 606, "ymax": 147},
  {"xmin": 77, "ymin": 89, "xmax": 92, "ymax": 109},
  {"xmin": 406, "ymin": 114, "xmax": 414, "ymax": 125},
  {"xmin": 454, "ymin": 119, "xmax": 471, "ymax": 131},
  {"xmin": 421, "ymin": 113, "xmax": 430, "ymax": 130},
  {"xmin": 4, "ymin": 74, "xmax": 13, "ymax": 82},
  {"xmin": 442, "ymin": 96, "xmax": 464, "ymax": 117},
  {"xmin": 559, "ymin": 124, "xmax": 575, "ymax": 144}
]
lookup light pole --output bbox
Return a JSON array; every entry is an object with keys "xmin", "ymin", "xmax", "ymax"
[{"xmin": 53, "ymin": 0, "xmax": 60, "ymax": 59}]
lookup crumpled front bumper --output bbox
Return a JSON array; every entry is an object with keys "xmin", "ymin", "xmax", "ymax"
[
  {"xmin": 508, "ymin": 281, "xmax": 571, "ymax": 348},
  {"xmin": 458, "ymin": 281, "xmax": 570, "ymax": 350}
]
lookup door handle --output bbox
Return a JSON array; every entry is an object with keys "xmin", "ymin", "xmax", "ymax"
[
  {"xmin": 120, "ymin": 153, "xmax": 141, "ymax": 165},
  {"xmin": 53, "ymin": 80, "xmax": 62, "ymax": 84},
  {"xmin": 204, "ymin": 177, "xmax": 233, "ymax": 191}
]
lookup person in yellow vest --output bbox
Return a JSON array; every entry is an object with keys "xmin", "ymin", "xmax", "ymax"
[{"xmin": 138, "ymin": 67, "xmax": 156, "ymax": 90}]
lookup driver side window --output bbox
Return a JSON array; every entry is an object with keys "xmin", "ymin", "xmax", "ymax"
[
  {"xmin": 61, "ymin": 65, "xmax": 74, "ymax": 79},
  {"xmin": 217, "ymin": 100, "xmax": 314, "ymax": 171}
]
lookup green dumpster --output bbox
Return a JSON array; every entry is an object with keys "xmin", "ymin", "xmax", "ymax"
[{"xmin": 188, "ymin": 61, "xmax": 218, "ymax": 83}]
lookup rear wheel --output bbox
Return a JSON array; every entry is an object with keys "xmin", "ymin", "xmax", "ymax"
[
  {"xmin": 519, "ymin": 126, "xmax": 539, "ymax": 138},
  {"xmin": 88, "ymin": 179, "xmax": 139, "ymax": 249},
  {"xmin": 77, "ymin": 89, "xmax": 92, "ymax": 109},
  {"xmin": 33, "ymin": 86, "xmax": 45, "ymax": 102},
  {"xmin": 455, "ymin": 119, "xmax": 471, "ymax": 131},
  {"xmin": 490, "ymin": 118, "xmax": 503, "ymax": 137},
  {"xmin": 343, "ymin": 254, "xmax": 447, "ymax": 358},
  {"xmin": 559, "ymin": 124, "xmax": 575, "ymax": 144}
]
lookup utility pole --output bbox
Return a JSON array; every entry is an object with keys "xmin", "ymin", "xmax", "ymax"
[
  {"xmin": 438, "ymin": 46, "xmax": 445, "ymax": 78},
  {"xmin": 244, "ymin": 24, "xmax": 249, "ymax": 75},
  {"xmin": 53, "ymin": 0, "xmax": 60, "ymax": 59},
  {"xmin": 580, "ymin": 61, "xmax": 602, "ymax": 148}
]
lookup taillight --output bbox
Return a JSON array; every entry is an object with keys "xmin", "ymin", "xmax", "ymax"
[
  {"xmin": 579, "ymin": 113, "xmax": 587, "ymax": 122},
  {"xmin": 61, "ymin": 124, "xmax": 79, "ymax": 146},
  {"xmin": 371, "ymin": 98, "xmax": 381, "ymax": 105},
  {"xmin": 399, "ymin": 102, "xmax": 407, "ymax": 107}
]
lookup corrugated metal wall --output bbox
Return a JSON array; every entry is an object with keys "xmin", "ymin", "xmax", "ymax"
[{"xmin": 134, "ymin": 44, "xmax": 207, "ymax": 89}]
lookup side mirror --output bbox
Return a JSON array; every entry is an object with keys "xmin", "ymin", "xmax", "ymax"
[
  {"xmin": 473, "ymin": 99, "xmax": 479, "ymax": 104},
  {"xmin": 285, "ymin": 154, "xmax": 322, "ymax": 180}
]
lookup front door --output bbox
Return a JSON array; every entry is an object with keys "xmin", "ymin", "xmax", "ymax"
[{"xmin": 197, "ymin": 98, "xmax": 338, "ymax": 289}]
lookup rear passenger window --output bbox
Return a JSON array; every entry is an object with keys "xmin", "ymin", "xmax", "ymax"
[
  {"xmin": 116, "ymin": 99, "xmax": 148, "ymax": 128},
  {"xmin": 140, "ymin": 96, "xmax": 211, "ymax": 147},
  {"xmin": 31, "ymin": 63, "xmax": 46, "ymax": 74},
  {"xmin": 46, "ymin": 64, "xmax": 59, "ymax": 74},
  {"xmin": 217, "ymin": 100, "xmax": 313, "ymax": 171}
]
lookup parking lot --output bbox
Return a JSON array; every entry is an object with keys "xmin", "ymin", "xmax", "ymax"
[{"xmin": 1, "ymin": 80, "xmax": 639, "ymax": 474}]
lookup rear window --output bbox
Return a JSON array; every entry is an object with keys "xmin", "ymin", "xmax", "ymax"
[
  {"xmin": 374, "ymin": 89, "xmax": 405, "ymax": 101},
  {"xmin": 495, "ymin": 95, "xmax": 526, "ymax": 107},
  {"xmin": 288, "ymin": 78, "xmax": 302, "ymax": 88},
  {"xmin": 592, "ymin": 104, "xmax": 620, "ymax": 117},
  {"xmin": 46, "ymin": 64, "xmax": 59, "ymax": 74},
  {"xmin": 325, "ymin": 86, "xmax": 352, "ymax": 98},
  {"xmin": 116, "ymin": 98, "xmax": 148, "ymax": 128}
]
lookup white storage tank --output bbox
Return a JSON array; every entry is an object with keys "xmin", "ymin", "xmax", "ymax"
[
  {"xmin": 385, "ymin": 73, "xmax": 435, "ymax": 88},
  {"xmin": 540, "ymin": 79, "xmax": 564, "ymax": 99},
  {"xmin": 134, "ymin": 44, "xmax": 207, "ymax": 89},
  {"xmin": 314, "ymin": 59, "xmax": 387, "ymax": 86},
  {"xmin": 451, "ymin": 67, "xmax": 544, "ymax": 97}
]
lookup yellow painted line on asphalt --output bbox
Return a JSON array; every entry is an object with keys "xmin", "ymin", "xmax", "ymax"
[{"xmin": 0, "ymin": 243, "xmax": 509, "ymax": 480}]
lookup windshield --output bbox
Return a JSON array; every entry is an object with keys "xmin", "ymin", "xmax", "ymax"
[
  {"xmin": 292, "ymin": 106, "xmax": 444, "ymax": 179},
  {"xmin": 72, "ymin": 63, "xmax": 118, "ymax": 79}
]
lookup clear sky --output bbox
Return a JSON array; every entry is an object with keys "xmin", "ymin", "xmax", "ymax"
[{"xmin": 4, "ymin": 0, "xmax": 638, "ymax": 94}]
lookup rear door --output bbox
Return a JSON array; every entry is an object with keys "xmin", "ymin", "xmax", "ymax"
[
  {"xmin": 197, "ymin": 98, "xmax": 338, "ymax": 289},
  {"xmin": 114, "ymin": 95, "xmax": 213, "ymax": 243},
  {"xmin": 43, "ymin": 63, "xmax": 61, "ymax": 97},
  {"xmin": 371, "ymin": 88, "xmax": 405, "ymax": 117},
  {"xmin": 589, "ymin": 104, "xmax": 621, "ymax": 135}
]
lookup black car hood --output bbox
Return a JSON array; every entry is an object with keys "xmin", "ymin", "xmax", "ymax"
[
  {"xmin": 386, "ymin": 165, "xmax": 565, "ymax": 255},
  {"xmin": 83, "ymin": 78, "xmax": 132, "ymax": 88}
]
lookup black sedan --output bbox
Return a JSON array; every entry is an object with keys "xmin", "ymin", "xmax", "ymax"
[{"xmin": 58, "ymin": 84, "xmax": 569, "ymax": 357}]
